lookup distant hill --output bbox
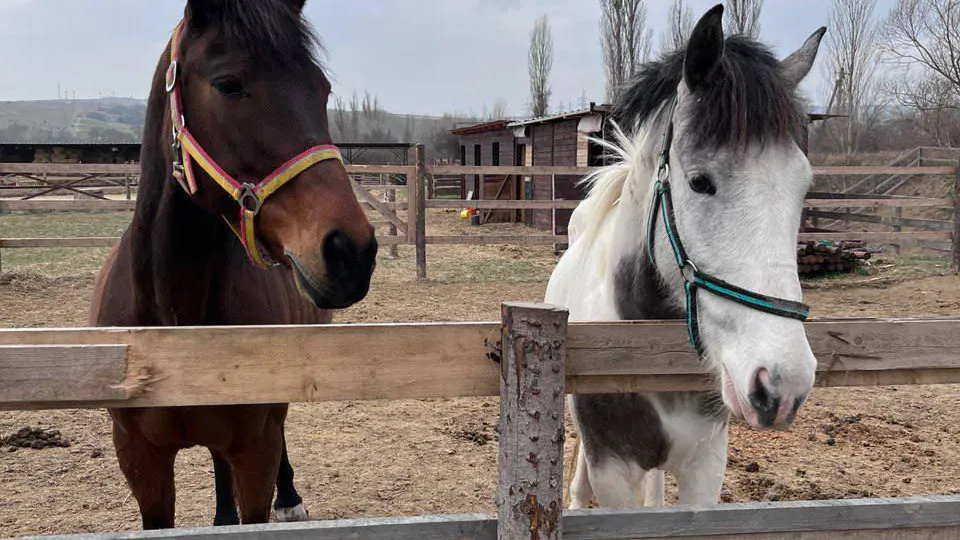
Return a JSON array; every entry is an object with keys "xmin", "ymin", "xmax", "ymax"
[
  {"xmin": 0, "ymin": 98, "xmax": 146, "ymax": 143},
  {"xmin": 0, "ymin": 98, "xmax": 476, "ymax": 158}
]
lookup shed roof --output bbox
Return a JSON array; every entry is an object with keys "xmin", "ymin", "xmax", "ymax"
[{"xmin": 450, "ymin": 120, "xmax": 513, "ymax": 136}]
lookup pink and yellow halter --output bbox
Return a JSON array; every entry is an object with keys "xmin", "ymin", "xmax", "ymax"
[{"xmin": 165, "ymin": 20, "xmax": 344, "ymax": 267}]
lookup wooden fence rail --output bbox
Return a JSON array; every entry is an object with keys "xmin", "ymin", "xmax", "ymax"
[
  {"xmin": 3, "ymin": 315, "xmax": 960, "ymax": 410},
  {"xmin": 10, "ymin": 496, "xmax": 960, "ymax": 540},
  {"xmin": 6, "ymin": 306, "xmax": 960, "ymax": 538},
  {"xmin": 2, "ymin": 156, "xmax": 959, "ymax": 277}
]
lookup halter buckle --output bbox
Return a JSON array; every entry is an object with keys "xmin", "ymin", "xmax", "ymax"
[{"xmin": 238, "ymin": 183, "xmax": 263, "ymax": 214}]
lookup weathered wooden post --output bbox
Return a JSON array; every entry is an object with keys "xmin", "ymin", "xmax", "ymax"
[
  {"xmin": 385, "ymin": 188, "xmax": 398, "ymax": 258},
  {"xmin": 953, "ymin": 158, "xmax": 960, "ymax": 271},
  {"xmin": 498, "ymin": 302, "xmax": 568, "ymax": 540},
  {"xmin": 415, "ymin": 143, "xmax": 427, "ymax": 280}
]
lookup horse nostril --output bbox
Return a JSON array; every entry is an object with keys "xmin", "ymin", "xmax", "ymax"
[
  {"xmin": 748, "ymin": 368, "xmax": 781, "ymax": 427},
  {"xmin": 322, "ymin": 229, "xmax": 357, "ymax": 278}
]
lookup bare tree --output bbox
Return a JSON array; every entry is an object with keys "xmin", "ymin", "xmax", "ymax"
[
  {"xmin": 724, "ymin": 0, "xmax": 763, "ymax": 37},
  {"xmin": 886, "ymin": 71, "xmax": 960, "ymax": 146},
  {"xmin": 600, "ymin": 0, "xmax": 654, "ymax": 102},
  {"xmin": 659, "ymin": 0, "xmax": 694, "ymax": 53},
  {"xmin": 491, "ymin": 98, "xmax": 509, "ymax": 119},
  {"xmin": 529, "ymin": 15, "xmax": 554, "ymax": 117},
  {"xmin": 883, "ymin": 0, "xmax": 960, "ymax": 146},
  {"xmin": 823, "ymin": 0, "xmax": 882, "ymax": 154},
  {"xmin": 332, "ymin": 94, "xmax": 350, "ymax": 140}
]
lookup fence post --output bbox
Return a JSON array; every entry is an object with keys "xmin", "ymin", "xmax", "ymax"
[
  {"xmin": 498, "ymin": 302, "xmax": 568, "ymax": 540},
  {"xmin": 385, "ymin": 188, "xmax": 398, "ymax": 258},
  {"xmin": 953, "ymin": 159, "xmax": 960, "ymax": 271},
  {"xmin": 415, "ymin": 144, "xmax": 427, "ymax": 280}
]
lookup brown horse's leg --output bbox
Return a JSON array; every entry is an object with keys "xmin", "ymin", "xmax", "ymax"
[
  {"xmin": 228, "ymin": 422, "xmax": 283, "ymax": 524},
  {"xmin": 274, "ymin": 424, "xmax": 308, "ymax": 522},
  {"xmin": 112, "ymin": 421, "xmax": 177, "ymax": 530},
  {"xmin": 211, "ymin": 450, "xmax": 240, "ymax": 526}
]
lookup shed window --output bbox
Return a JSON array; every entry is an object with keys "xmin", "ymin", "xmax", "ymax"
[
  {"xmin": 474, "ymin": 144, "xmax": 481, "ymax": 166},
  {"xmin": 492, "ymin": 142, "xmax": 500, "ymax": 166},
  {"xmin": 460, "ymin": 145, "xmax": 466, "ymax": 166}
]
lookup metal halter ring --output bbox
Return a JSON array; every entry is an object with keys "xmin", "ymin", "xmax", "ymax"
[
  {"xmin": 681, "ymin": 260, "xmax": 699, "ymax": 283},
  {"xmin": 165, "ymin": 61, "xmax": 178, "ymax": 93},
  {"xmin": 238, "ymin": 184, "xmax": 263, "ymax": 214},
  {"xmin": 658, "ymin": 162, "xmax": 670, "ymax": 182}
]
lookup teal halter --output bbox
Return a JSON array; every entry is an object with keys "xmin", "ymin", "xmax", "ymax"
[{"xmin": 645, "ymin": 97, "xmax": 810, "ymax": 356}]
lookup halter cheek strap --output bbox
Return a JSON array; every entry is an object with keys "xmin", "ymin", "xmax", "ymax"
[
  {"xmin": 165, "ymin": 20, "xmax": 344, "ymax": 268},
  {"xmin": 646, "ymin": 97, "xmax": 811, "ymax": 356}
]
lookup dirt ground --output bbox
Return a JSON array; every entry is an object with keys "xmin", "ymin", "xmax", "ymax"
[{"xmin": 2, "ymin": 212, "xmax": 960, "ymax": 536}]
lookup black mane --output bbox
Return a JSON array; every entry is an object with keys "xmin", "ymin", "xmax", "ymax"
[
  {"xmin": 189, "ymin": 0, "xmax": 323, "ymax": 70},
  {"xmin": 613, "ymin": 36, "xmax": 804, "ymax": 151}
]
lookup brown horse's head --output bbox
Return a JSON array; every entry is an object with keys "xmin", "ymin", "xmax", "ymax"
[{"xmin": 169, "ymin": 0, "xmax": 376, "ymax": 309}]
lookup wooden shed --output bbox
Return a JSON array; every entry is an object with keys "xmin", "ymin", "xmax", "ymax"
[
  {"xmin": 508, "ymin": 103, "xmax": 611, "ymax": 235},
  {"xmin": 451, "ymin": 120, "xmax": 526, "ymax": 223}
]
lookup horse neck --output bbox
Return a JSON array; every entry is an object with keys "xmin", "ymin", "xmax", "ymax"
[
  {"xmin": 127, "ymin": 56, "xmax": 231, "ymax": 325},
  {"xmin": 609, "ymin": 109, "xmax": 684, "ymax": 321}
]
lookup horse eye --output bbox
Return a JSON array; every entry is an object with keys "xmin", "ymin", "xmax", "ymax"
[
  {"xmin": 689, "ymin": 174, "xmax": 716, "ymax": 195},
  {"xmin": 211, "ymin": 77, "xmax": 245, "ymax": 97}
]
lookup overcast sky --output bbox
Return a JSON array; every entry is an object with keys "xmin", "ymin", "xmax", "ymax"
[{"xmin": 0, "ymin": 0, "xmax": 899, "ymax": 117}]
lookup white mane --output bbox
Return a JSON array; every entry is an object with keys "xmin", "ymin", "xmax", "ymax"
[{"xmin": 567, "ymin": 121, "xmax": 658, "ymax": 249}]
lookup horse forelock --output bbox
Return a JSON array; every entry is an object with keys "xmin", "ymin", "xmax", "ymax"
[{"xmin": 613, "ymin": 35, "xmax": 805, "ymax": 153}]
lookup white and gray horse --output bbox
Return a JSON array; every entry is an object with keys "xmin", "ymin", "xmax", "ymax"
[{"xmin": 545, "ymin": 4, "xmax": 826, "ymax": 508}]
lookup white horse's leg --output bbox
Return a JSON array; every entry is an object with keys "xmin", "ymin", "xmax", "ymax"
[
  {"xmin": 640, "ymin": 469, "xmax": 665, "ymax": 507},
  {"xmin": 587, "ymin": 457, "xmax": 640, "ymax": 507},
  {"xmin": 672, "ymin": 422, "xmax": 729, "ymax": 506},
  {"xmin": 568, "ymin": 441, "xmax": 594, "ymax": 509}
]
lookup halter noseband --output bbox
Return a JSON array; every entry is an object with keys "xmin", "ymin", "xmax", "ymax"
[
  {"xmin": 165, "ymin": 20, "xmax": 344, "ymax": 267},
  {"xmin": 646, "ymin": 96, "xmax": 810, "ymax": 356}
]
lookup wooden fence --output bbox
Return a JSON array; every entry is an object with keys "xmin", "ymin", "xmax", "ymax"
[
  {"xmin": 1, "ymin": 148, "xmax": 959, "ymax": 277},
  {"xmin": 5, "ymin": 306, "xmax": 960, "ymax": 538}
]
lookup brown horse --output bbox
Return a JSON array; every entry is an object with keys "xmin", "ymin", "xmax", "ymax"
[{"xmin": 89, "ymin": 0, "xmax": 376, "ymax": 530}]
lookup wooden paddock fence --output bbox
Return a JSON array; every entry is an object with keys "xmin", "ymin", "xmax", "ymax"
[
  {"xmin": 1, "ymin": 146, "xmax": 958, "ymax": 277},
  {"xmin": 4, "ymin": 306, "xmax": 960, "ymax": 538}
]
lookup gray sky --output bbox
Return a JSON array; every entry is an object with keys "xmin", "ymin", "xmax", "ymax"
[{"xmin": 0, "ymin": 0, "xmax": 898, "ymax": 117}]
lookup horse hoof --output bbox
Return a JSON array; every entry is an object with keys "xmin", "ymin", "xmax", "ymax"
[{"xmin": 275, "ymin": 503, "xmax": 309, "ymax": 522}]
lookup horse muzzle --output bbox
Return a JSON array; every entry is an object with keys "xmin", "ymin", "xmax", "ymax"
[{"xmin": 288, "ymin": 228, "xmax": 377, "ymax": 309}]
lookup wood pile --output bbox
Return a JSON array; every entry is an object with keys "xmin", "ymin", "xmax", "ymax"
[{"xmin": 797, "ymin": 241, "xmax": 878, "ymax": 276}]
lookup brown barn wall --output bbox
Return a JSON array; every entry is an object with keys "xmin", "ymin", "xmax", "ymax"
[{"xmin": 529, "ymin": 120, "xmax": 580, "ymax": 232}]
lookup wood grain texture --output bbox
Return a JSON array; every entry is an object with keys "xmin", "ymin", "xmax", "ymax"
[
  {"xmin": 0, "ymin": 345, "xmax": 129, "ymax": 404},
  {"xmin": 498, "ymin": 303, "xmax": 567, "ymax": 540},
  {"xmin": 0, "ymin": 200, "xmax": 135, "ymax": 212},
  {"xmin": 0, "ymin": 163, "xmax": 140, "ymax": 175},
  {"xmin": 414, "ymin": 144, "xmax": 427, "ymax": 279},
  {"xmin": 426, "ymin": 200, "xmax": 581, "ymax": 210},
  {"xmin": 10, "ymin": 497, "xmax": 960, "ymax": 540},
  {"xmin": 804, "ymin": 211, "xmax": 953, "ymax": 231},
  {"xmin": 803, "ymin": 198, "xmax": 953, "ymax": 208},
  {"xmin": 797, "ymin": 231, "xmax": 952, "ymax": 242},
  {"xmin": 0, "ymin": 237, "xmax": 119, "ymax": 248},
  {"xmin": 353, "ymin": 185, "xmax": 407, "ymax": 234},
  {"xmin": 3, "ymin": 318, "xmax": 960, "ymax": 409}
]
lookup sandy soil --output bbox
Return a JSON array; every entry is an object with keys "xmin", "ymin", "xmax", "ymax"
[{"xmin": 2, "ymin": 217, "xmax": 960, "ymax": 536}]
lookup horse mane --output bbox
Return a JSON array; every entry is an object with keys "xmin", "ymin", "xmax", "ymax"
[
  {"xmin": 614, "ymin": 36, "xmax": 805, "ymax": 151},
  {"xmin": 570, "ymin": 36, "xmax": 805, "ymax": 249},
  {"xmin": 187, "ymin": 0, "xmax": 325, "ymax": 70},
  {"xmin": 568, "ymin": 122, "xmax": 651, "ymax": 247}
]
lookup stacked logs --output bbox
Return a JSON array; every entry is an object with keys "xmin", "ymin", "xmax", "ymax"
[{"xmin": 797, "ymin": 241, "xmax": 877, "ymax": 276}]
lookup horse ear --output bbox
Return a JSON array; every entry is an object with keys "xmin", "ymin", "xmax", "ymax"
[
  {"xmin": 683, "ymin": 4, "xmax": 725, "ymax": 91},
  {"xmin": 781, "ymin": 27, "xmax": 827, "ymax": 87},
  {"xmin": 288, "ymin": 0, "xmax": 307, "ymax": 11},
  {"xmin": 185, "ymin": 0, "xmax": 223, "ymax": 26}
]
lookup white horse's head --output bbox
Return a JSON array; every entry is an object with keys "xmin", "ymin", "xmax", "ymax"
[{"xmin": 610, "ymin": 5, "xmax": 826, "ymax": 429}]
